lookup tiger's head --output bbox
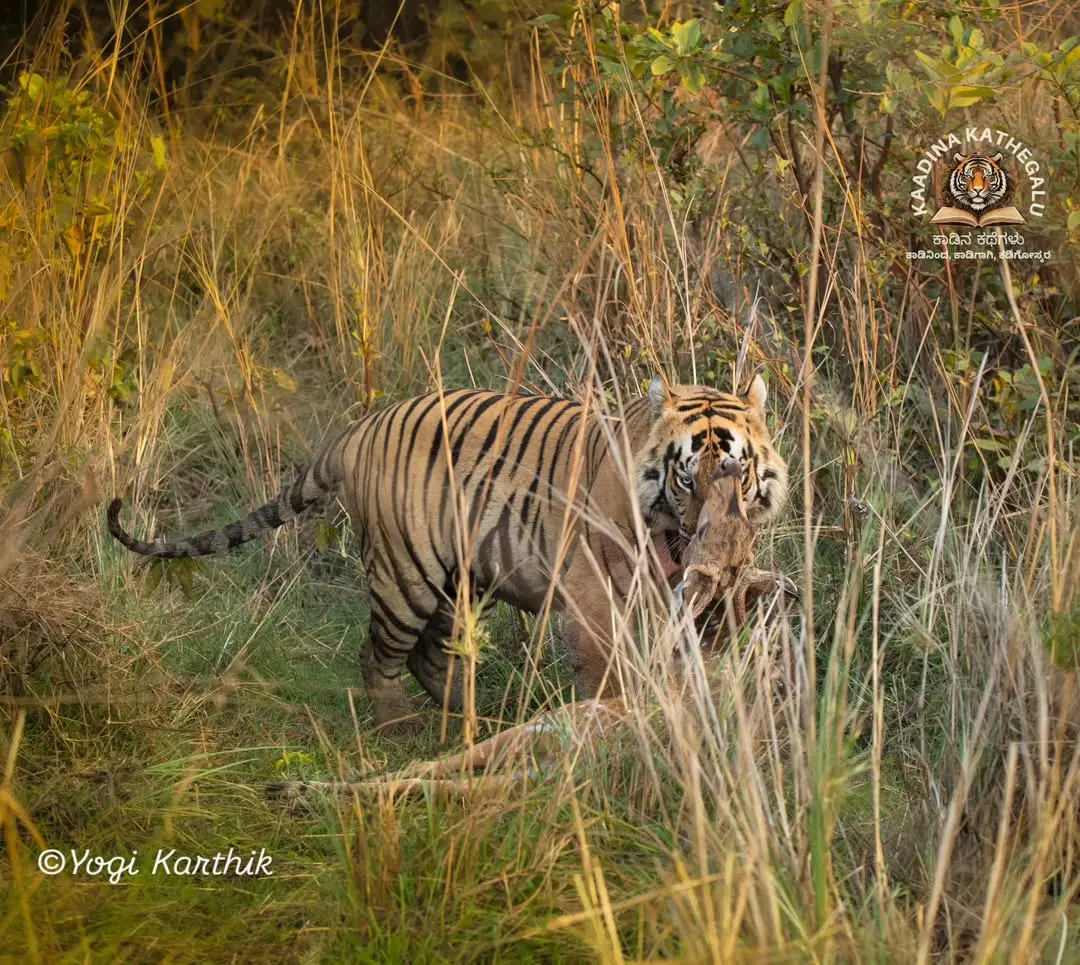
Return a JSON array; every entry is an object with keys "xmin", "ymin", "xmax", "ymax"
[
  {"xmin": 946, "ymin": 152, "xmax": 1010, "ymax": 213},
  {"xmin": 636, "ymin": 374, "xmax": 788, "ymax": 558}
]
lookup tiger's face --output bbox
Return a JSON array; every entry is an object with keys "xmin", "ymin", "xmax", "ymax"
[
  {"xmin": 636, "ymin": 375, "xmax": 788, "ymax": 552},
  {"xmin": 948, "ymin": 152, "xmax": 1008, "ymax": 213}
]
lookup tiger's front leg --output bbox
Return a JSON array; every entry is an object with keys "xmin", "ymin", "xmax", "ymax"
[
  {"xmin": 563, "ymin": 611, "xmax": 619, "ymax": 699},
  {"xmin": 559, "ymin": 542, "xmax": 633, "ymax": 700}
]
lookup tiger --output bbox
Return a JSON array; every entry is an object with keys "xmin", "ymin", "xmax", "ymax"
[
  {"xmin": 945, "ymin": 151, "xmax": 1010, "ymax": 214},
  {"xmin": 107, "ymin": 375, "xmax": 788, "ymax": 728}
]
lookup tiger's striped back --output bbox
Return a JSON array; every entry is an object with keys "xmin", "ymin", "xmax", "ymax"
[{"xmin": 337, "ymin": 389, "xmax": 611, "ymax": 617}]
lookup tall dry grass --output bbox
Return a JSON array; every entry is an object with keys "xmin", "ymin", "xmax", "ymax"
[{"xmin": 0, "ymin": 3, "xmax": 1077, "ymax": 962}]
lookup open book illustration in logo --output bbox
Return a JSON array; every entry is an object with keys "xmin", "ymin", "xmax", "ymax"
[{"xmin": 931, "ymin": 152, "xmax": 1026, "ymax": 227}]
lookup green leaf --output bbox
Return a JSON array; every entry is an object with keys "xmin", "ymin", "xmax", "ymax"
[
  {"xmin": 315, "ymin": 519, "xmax": 339, "ymax": 554},
  {"xmin": 886, "ymin": 63, "xmax": 915, "ymax": 91},
  {"xmin": 783, "ymin": 0, "xmax": 803, "ymax": 26},
  {"xmin": 175, "ymin": 559, "xmax": 195, "ymax": 598},
  {"xmin": 915, "ymin": 50, "xmax": 961, "ymax": 79},
  {"xmin": 751, "ymin": 82, "xmax": 771, "ymax": 112},
  {"xmin": 769, "ymin": 73, "xmax": 794, "ymax": 103},
  {"xmin": 651, "ymin": 54, "xmax": 676, "ymax": 76},
  {"xmin": 1067, "ymin": 210, "xmax": 1080, "ymax": 232},
  {"xmin": 61, "ymin": 225, "xmax": 83, "ymax": 258},
  {"xmin": 749, "ymin": 127, "xmax": 772, "ymax": 150},
  {"xmin": 949, "ymin": 84, "xmax": 996, "ymax": 108},
  {"xmin": 273, "ymin": 750, "xmax": 314, "ymax": 773},
  {"xmin": 151, "ymin": 135, "xmax": 166, "ymax": 171},
  {"xmin": 23, "ymin": 73, "xmax": 45, "ymax": 104},
  {"xmin": 680, "ymin": 64, "xmax": 707, "ymax": 95},
  {"xmin": 670, "ymin": 20, "xmax": 701, "ymax": 56},
  {"xmin": 143, "ymin": 559, "xmax": 165, "ymax": 596},
  {"xmin": 270, "ymin": 367, "xmax": 297, "ymax": 393},
  {"xmin": 855, "ymin": 0, "xmax": 875, "ymax": 24},
  {"xmin": 948, "ymin": 15, "xmax": 964, "ymax": 47},
  {"xmin": 914, "ymin": 50, "xmax": 942, "ymax": 79}
]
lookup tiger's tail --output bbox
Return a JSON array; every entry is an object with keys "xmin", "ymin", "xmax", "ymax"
[{"xmin": 107, "ymin": 430, "xmax": 349, "ymax": 559}]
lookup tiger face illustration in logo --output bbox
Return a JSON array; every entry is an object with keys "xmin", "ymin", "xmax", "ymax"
[{"xmin": 944, "ymin": 152, "xmax": 1011, "ymax": 214}]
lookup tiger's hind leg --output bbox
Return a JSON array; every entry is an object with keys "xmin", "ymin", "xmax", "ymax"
[
  {"xmin": 361, "ymin": 642, "xmax": 416, "ymax": 732},
  {"xmin": 407, "ymin": 604, "xmax": 465, "ymax": 715},
  {"xmin": 362, "ymin": 575, "xmax": 442, "ymax": 731}
]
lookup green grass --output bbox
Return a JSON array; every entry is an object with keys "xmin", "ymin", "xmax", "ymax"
[{"xmin": 10, "ymin": 561, "xmax": 595, "ymax": 962}]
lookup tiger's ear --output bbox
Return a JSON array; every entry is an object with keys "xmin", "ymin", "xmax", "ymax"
[
  {"xmin": 745, "ymin": 373, "xmax": 767, "ymax": 411},
  {"xmin": 647, "ymin": 376, "xmax": 672, "ymax": 420},
  {"xmin": 990, "ymin": 152, "xmax": 1003, "ymax": 163},
  {"xmin": 953, "ymin": 152, "xmax": 964, "ymax": 163}
]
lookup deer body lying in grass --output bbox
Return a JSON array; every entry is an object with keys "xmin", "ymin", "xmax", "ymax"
[{"xmin": 267, "ymin": 464, "xmax": 795, "ymax": 803}]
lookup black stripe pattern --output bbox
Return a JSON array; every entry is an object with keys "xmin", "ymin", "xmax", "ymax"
[{"xmin": 107, "ymin": 379, "xmax": 787, "ymax": 722}]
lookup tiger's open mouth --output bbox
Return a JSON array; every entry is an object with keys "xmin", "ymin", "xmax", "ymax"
[{"xmin": 651, "ymin": 529, "xmax": 689, "ymax": 581}]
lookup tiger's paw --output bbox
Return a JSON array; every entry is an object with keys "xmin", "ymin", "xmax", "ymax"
[
  {"xmin": 363, "ymin": 666, "xmax": 419, "ymax": 735},
  {"xmin": 371, "ymin": 711, "xmax": 427, "ymax": 738}
]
